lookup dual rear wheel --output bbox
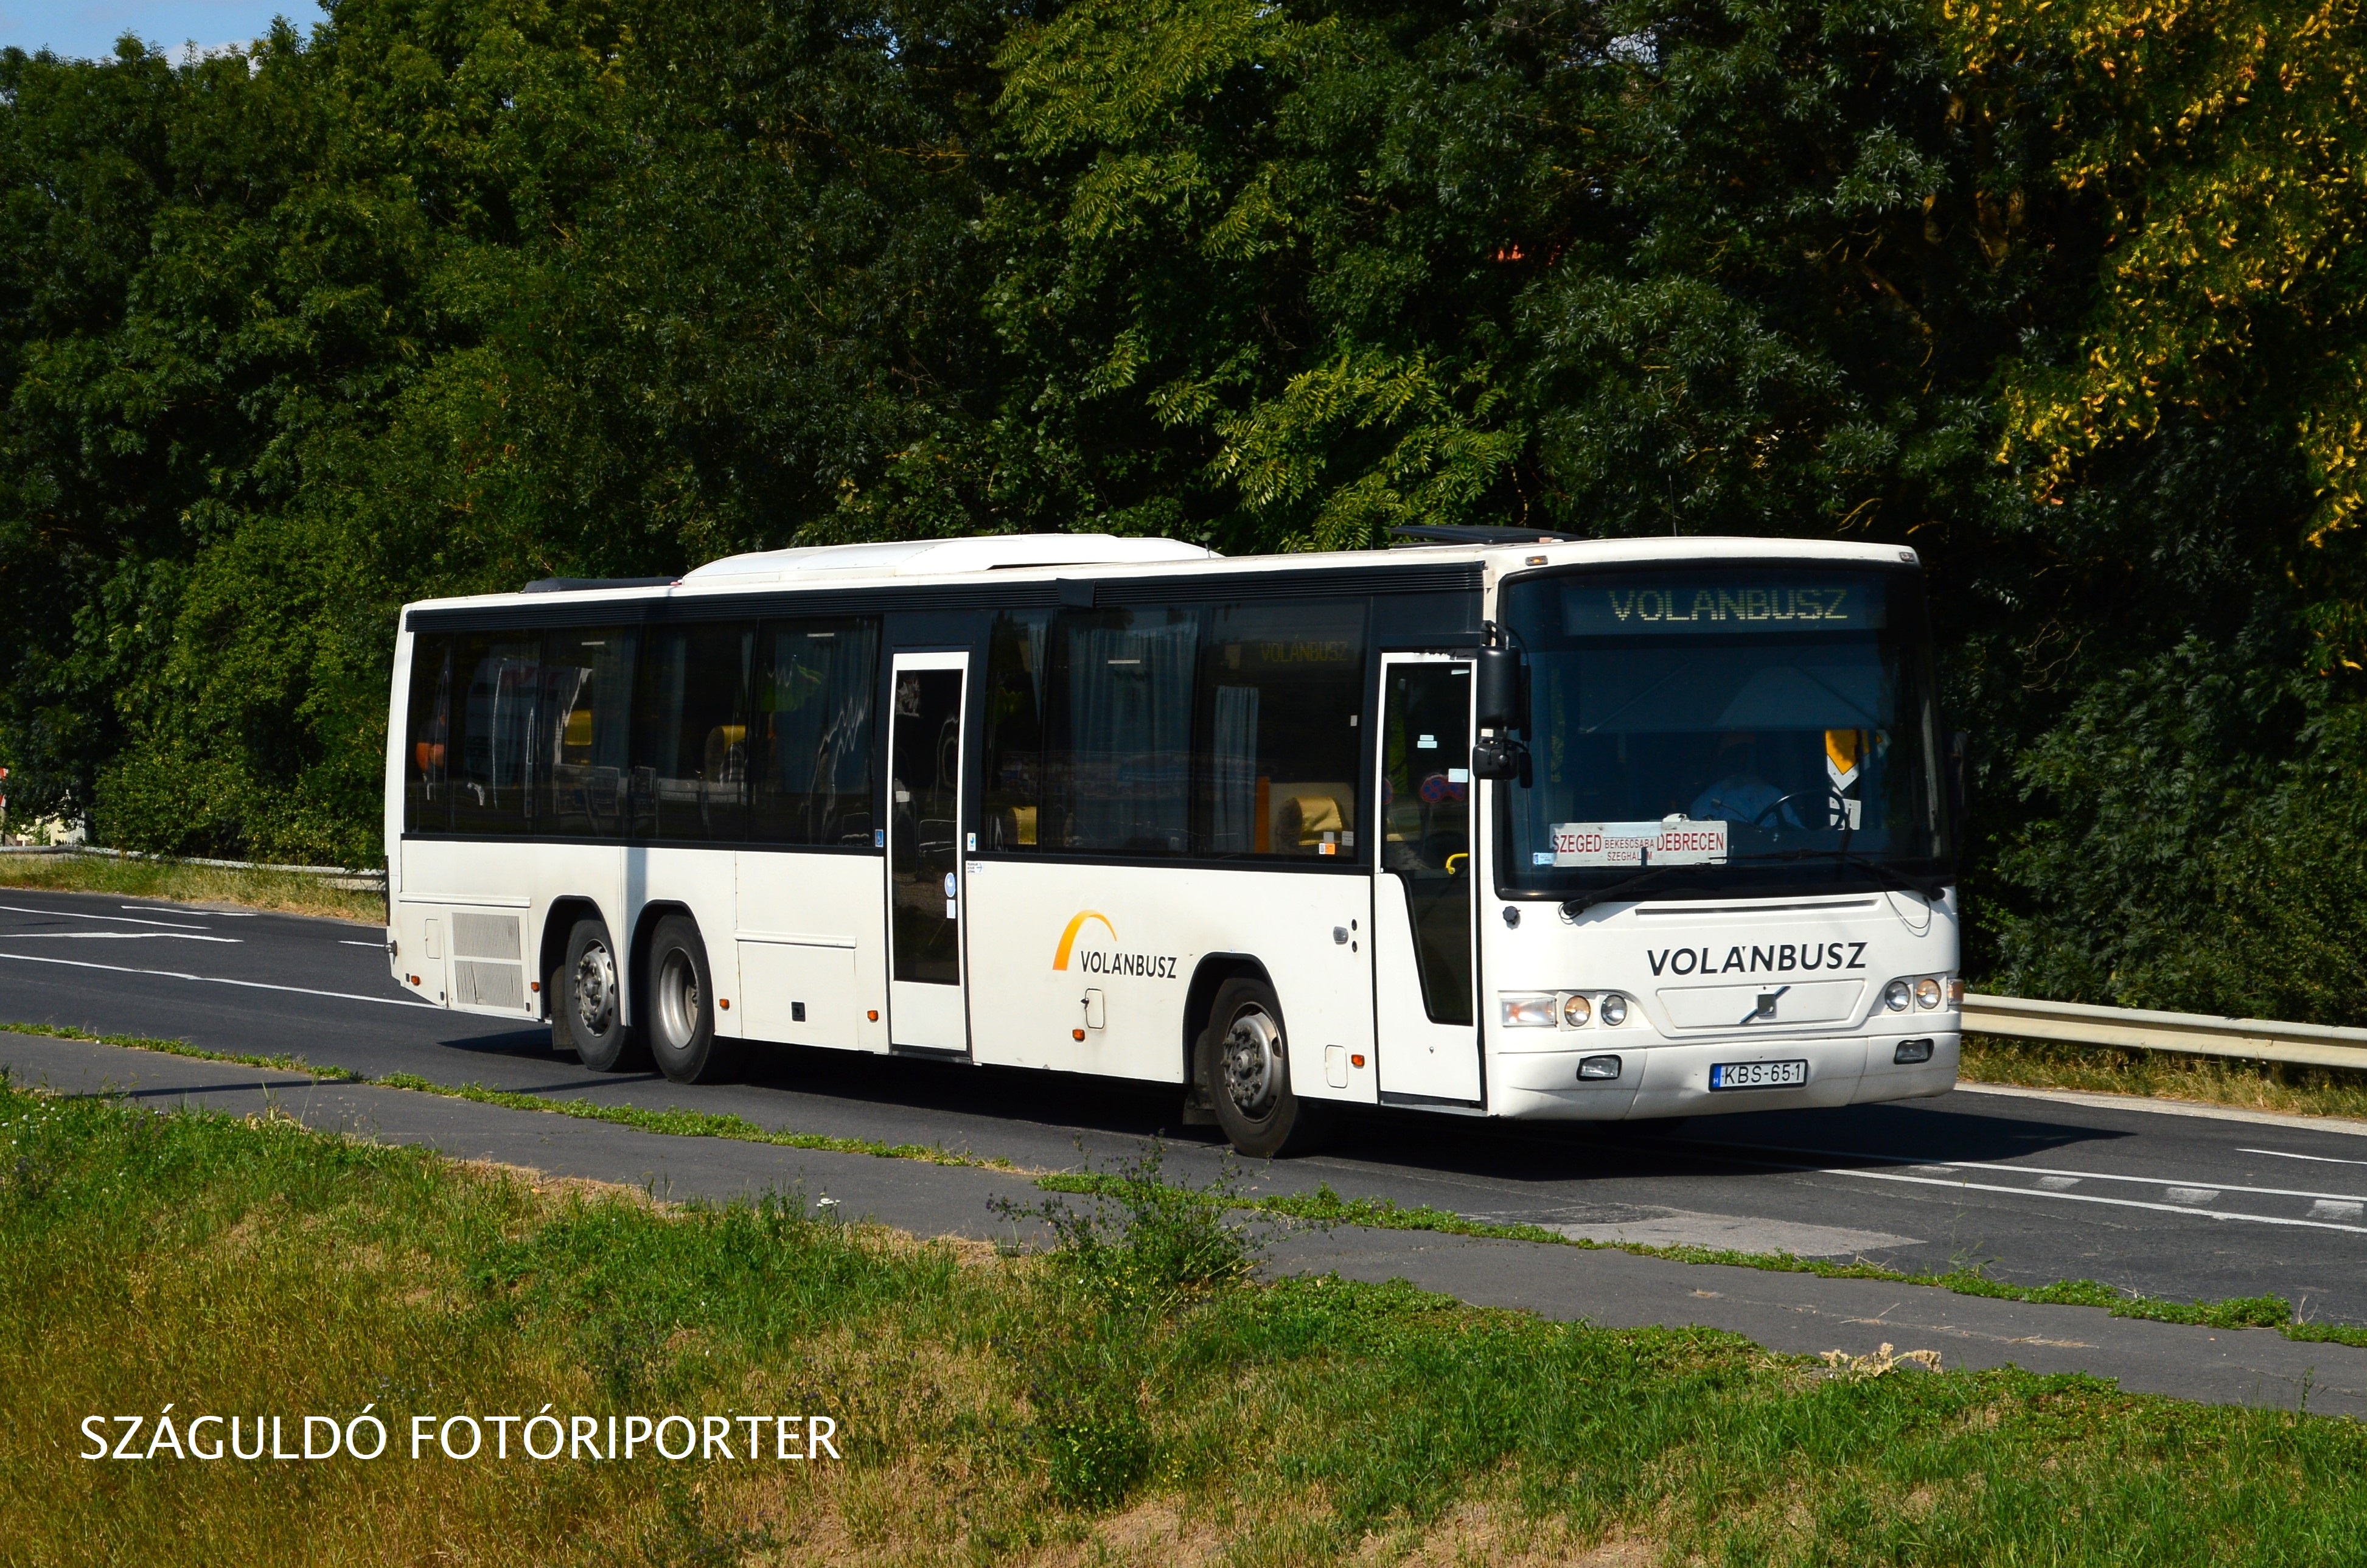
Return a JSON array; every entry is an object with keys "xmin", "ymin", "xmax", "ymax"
[{"xmin": 552, "ymin": 915, "xmax": 737, "ymax": 1084}]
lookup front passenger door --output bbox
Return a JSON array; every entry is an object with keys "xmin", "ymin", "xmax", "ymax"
[{"xmin": 1372, "ymin": 653, "xmax": 1481, "ymax": 1103}]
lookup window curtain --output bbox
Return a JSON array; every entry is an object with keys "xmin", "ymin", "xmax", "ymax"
[{"xmin": 1066, "ymin": 619, "xmax": 1198, "ymax": 851}]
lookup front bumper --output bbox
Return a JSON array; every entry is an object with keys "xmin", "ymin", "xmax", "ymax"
[{"xmin": 1490, "ymin": 1031, "xmax": 1960, "ymax": 1121}]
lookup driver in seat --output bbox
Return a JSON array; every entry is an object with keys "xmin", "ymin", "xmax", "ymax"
[{"xmin": 1688, "ymin": 733, "xmax": 1802, "ymax": 828}]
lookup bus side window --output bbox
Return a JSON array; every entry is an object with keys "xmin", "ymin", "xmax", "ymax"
[
  {"xmin": 540, "ymin": 629, "xmax": 635, "ymax": 838},
  {"xmin": 405, "ymin": 634, "xmax": 453, "ymax": 834},
  {"xmin": 452, "ymin": 630, "xmax": 542, "ymax": 838},
  {"xmin": 1195, "ymin": 601, "xmax": 1365, "ymax": 859},
  {"xmin": 751, "ymin": 618, "xmax": 879, "ymax": 847},
  {"xmin": 1045, "ymin": 607, "xmax": 1199, "ymax": 854},
  {"xmin": 633, "ymin": 622, "xmax": 754, "ymax": 842},
  {"xmin": 981, "ymin": 610, "xmax": 1049, "ymax": 850}
]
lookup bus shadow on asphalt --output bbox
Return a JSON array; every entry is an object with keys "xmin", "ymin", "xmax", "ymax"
[{"xmin": 418, "ymin": 1026, "xmax": 2125, "ymax": 1188}]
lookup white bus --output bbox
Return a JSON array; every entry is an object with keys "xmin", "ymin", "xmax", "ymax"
[{"xmin": 385, "ymin": 530, "xmax": 1962, "ymax": 1156}]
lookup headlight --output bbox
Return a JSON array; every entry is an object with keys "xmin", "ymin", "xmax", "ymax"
[
  {"xmin": 1500, "ymin": 993, "xmax": 1557, "ymax": 1028},
  {"xmin": 1915, "ymin": 977, "xmax": 1943, "ymax": 1010},
  {"xmin": 1599, "ymin": 993, "xmax": 1630, "ymax": 1026},
  {"xmin": 1562, "ymin": 993, "xmax": 1593, "ymax": 1027},
  {"xmin": 1883, "ymin": 979, "xmax": 1912, "ymax": 1012},
  {"xmin": 1578, "ymin": 1054, "xmax": 1622, "ymax": 1081}
]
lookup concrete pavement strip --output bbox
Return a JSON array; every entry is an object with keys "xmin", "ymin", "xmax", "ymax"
[{"xmin": 9, "ymin": 1031, "xmax": 2366, "ymax": 1420}]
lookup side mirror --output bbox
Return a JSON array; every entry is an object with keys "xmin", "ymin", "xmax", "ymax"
[{"xmin": 1474, "ymin": 646, "xmax": 1523, "ymax": 731}]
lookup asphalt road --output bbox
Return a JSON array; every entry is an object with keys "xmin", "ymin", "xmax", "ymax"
[{"xmin": 5, "ymin": 886, "xmax": 2366, "ymax": 1326}]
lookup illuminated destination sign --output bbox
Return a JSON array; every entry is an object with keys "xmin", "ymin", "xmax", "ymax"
[{"xmin": 1560, "ymin": 576, "xmax": 1888, "ymax": 636}]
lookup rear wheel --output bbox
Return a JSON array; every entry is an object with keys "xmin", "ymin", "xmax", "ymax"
[
  {"xmin": 1201, "ymin": 977, "xmax": 1331, "ymax": 1158},
  {"xmin": 647, "ymin": 915, "xmax": 737, "ymax": 1084},
  {"xmin": 564, "ymin": 919, "xmax": 645, "ymax": 1071}
]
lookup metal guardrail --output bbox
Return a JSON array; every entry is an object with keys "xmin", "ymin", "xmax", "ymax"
[
  {"xmin": 1965, "ymin": 992, "xmax": 2367, "ymax": 1071},
  {"xmin": 0, "ymin": 844, "xmax": 385, "ymax": 890}
]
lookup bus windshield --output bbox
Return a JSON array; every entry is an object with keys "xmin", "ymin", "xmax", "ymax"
[{"xmin": 1497, "ymin": 564, "xmax": 1951, "ymax": 898}]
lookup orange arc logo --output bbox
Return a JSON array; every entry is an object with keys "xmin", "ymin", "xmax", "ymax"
[{"xmin": 1052, "ymin": 911, "xmax": 1117, "ymax": 970}]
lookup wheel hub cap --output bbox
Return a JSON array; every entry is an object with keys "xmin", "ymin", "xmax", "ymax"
[
  {"xmin": 574, "ymin": 944, "xmax": 616, "ymax": 1034},
  {"xmin": 1222, "ymin": 1010, "xmax": 1282, "ymax": 1117}
]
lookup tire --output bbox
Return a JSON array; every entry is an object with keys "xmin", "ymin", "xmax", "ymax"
[
  {"xmin": 645, "ymin": 915, "xmax": 737, "ymax": 1084},
  {"xmin": 563, "ymin": 918, "xmax": 646, "ymax": 1072},
  {"xmin": 1199, "ymin": 976, "xmax": 1331, "ymax": 1158}
]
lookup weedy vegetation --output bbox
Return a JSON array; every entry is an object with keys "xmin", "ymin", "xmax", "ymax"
[
  {"xmin": 5, "ymin": 1074, "xmax": 2367, "ymax": 1564},
  {"xmin": 1962, "ymin": 1034, "xmax": 2367, "ymax": 1124},
  {"xmin": 0, "ymin": 854, "xmax": 383, "ymax": 923}
]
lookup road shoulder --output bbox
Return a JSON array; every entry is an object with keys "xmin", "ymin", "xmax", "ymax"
[{"xmin": 9, "ymin": 1030, "xmax": 2367, "ymax": 1419}]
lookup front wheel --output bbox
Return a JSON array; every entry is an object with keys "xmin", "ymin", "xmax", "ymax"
[
  {"xmin": 563, "ymin": 919, "xmax": 646, "ymax": 1072},
  {"xmin": 1200, "ymin": 977, "xmax": 1331, "ymax": 1158},
  {"xmin": 646, "ymin": 915, "xmax": 737, "ymax": 1084}
]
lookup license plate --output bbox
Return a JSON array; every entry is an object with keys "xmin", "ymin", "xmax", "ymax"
[{"xmin": 1709, "ymin": 1059, "xmax": 1808, "ymax": 1091}]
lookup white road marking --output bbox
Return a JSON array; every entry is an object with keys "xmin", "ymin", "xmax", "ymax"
[
  {"xmin": 2034, "ymin": 1175, "xmax": 2080, "ymax": 1191},
  {"xmin": 0, "ymin": 903, "xmax": 209, "ymax": 930},
  {"xmin": 0, "ymin": 932, "xmax": 241, "ymax": 943},
  {"xmin": 122, "ymin": 905, "xmax": 254, "ymax": 917},
  {"xmin": 1709, "ymin": 1137, "xmax": 2367, "ymax": 1205},
  {"xmin": 1816, "ymin": 1163, "xmax": 2367, "ymax": 1235},
  {"xmin": 2310, "ymin": 1199, "xmax": 2366, "ymax": 1221},
  {"xmin": 2240, "ymin": 1147, "xmax": 2367, "ymax": 1168},
  {"xmin": 2163, "ymin": 1186, "xmax": 2222, "ymax": 1206},
  {"xmin": 0, "ymin": 950, "xmax": 436, "ymax": 1008}
]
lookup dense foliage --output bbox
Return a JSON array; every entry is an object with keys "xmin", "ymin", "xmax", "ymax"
[{"xmin": 4, "ymin": 0, "xmax": 2363, "ymax": 1017}]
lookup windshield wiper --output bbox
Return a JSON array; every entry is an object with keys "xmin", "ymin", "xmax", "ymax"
[
  {"xmin": 1745, "ymin": 848, "xmax": 1950, "ymax": 900},
  {"xmin": 1558, "ymin": 863, "xmax": 1697, "ymax": 919}
]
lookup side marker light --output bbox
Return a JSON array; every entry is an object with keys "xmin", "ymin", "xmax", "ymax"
[
  {"xmin": 866, "ymin": 1009, "xmax": 879, "ymax": 1022},
  {"xmin": 718, "ymin": 998, "xmax": 730, "ymax": 1011},
  {"xmin": 1350, "ymin": 1053, "xmax": 1365, "ymax": 1068},
  {"xmin": 1073, "ymin": 1028, "xmax": 1086, "ymax": 1040}
]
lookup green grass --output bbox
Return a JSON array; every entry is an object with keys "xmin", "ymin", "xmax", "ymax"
[
  {"xmin": 0, "ymin": 851, "xmax": 383, "ymax": 922},
  {"xmin": 1963, "ymin": 1033, "xmax": 2367, "ymax": 1123},
  {"xmin": 7, "ymin": 1078, "xmax": 2367, "ymax": 1566},
  {"xmin": 14, "ymin": 1019, "xmax": 2367, "ymax": 1354}
]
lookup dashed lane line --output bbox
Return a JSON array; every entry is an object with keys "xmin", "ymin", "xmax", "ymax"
[{"xmin": 1814, "ymin": 1162, "xmax": 2367, "ymax": 1235}]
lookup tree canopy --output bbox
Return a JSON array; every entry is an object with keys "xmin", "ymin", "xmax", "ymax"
[{"xmin": 5, "ymin": 0, "xmax": 2365, "ymax": 1018}]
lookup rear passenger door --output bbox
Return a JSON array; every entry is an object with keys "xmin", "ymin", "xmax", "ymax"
[{"xmin": 884, "ymin": 650, "xmax": 970, "ymax": 1053}]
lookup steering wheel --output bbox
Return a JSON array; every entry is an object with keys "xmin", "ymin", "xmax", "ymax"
[{"xmin": 1748, "ymin": 789, "xmax": 1850, "ymax": 840}]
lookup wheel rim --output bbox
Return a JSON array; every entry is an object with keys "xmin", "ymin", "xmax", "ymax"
[
  {"xmin": 574, "ymin": 941, "xmax": 617, "ymax": 1035},
  {"xmin": 654, "ymin": 949, "xmax": 700, "ymax": 1051},
  {"xmin": 1221, "ymin": 1007, "xmax": 1283, "ymax": 1118}
]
